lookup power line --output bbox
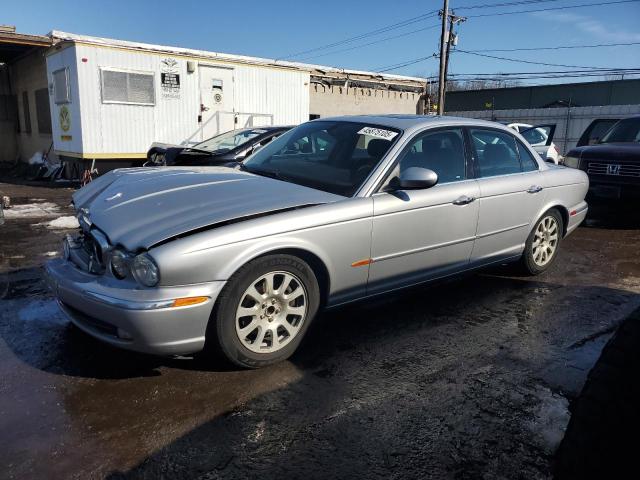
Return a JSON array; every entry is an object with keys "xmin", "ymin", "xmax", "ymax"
[
  {"xmin": 464, "ymin": 0, "xmax": 640, "ymax": 18},
  {"xmin": 376, "ymin": 55, "xmax": 438, "ymax": 73},
  {"xmin": 373, "ymin": 43, "xmax": 636, "ymax": 73},
  {"xmin": 281, "ymin": 1, "xmax": 561, "ymax": 60},
  {"xmin": 466, "ymin": 41, "xmax": 640, "ymax": 52},
  {"xmin": 456, "ymin": 0, "xmax": 563, "ymax": 10},
  {"xmin": 279, "ymin": 10, "xmax": 439, "ymax": 60},
  {"xmin": 454, "ymin": 48, "xmax": 615, "ymax": 69},
  {"xmin": 445, "ymin": 67, "xmax": 640, "ymax": 77},
  {"xmin": 285, "ymin": 0, "xmax": 639, "ymax": 65},
  {"xmin": 449, "ymin": 71, "xmax": 640, "ymax": 81},
  {"xmin": 294, "ymin": 23, "xmax": 441, "ymax": 62}
]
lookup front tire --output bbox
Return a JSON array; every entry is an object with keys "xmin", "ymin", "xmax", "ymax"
[
  {"xmin": 520, "ymin": 209, "xmax": 563, "ymax": 275},
  {"xmin": 206, "ymin": 254, "xmax": 320, "ymax": 368}
]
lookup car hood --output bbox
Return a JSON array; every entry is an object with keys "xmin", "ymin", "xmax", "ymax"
[
  {"xmin": 568, "ymin": 143, "xmax": 640, "ymax": 162},
  {"xmin": 73, "ymin": 167, "xmax": 343, "ymax": 250}
]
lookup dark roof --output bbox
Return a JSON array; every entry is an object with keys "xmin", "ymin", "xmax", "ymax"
[
  {"xmin": 445, "ymin": 79, "xmax": 640, "ymax": 112},
  {"xmin": 0, "ymin": 31, "xmax": 52, "ymax": 63}
]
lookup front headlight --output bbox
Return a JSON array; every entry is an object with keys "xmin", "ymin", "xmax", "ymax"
[
  {"xmin": 563, "ymin": 156, "xmax": 580, "ymax": 168},
  {"xmin": 110, "ymin": 249, "xmax": 129, "ymax": 279},
  {"xmin": 131, "ymin": 253, "xmax": 160, "ymax": 287}
]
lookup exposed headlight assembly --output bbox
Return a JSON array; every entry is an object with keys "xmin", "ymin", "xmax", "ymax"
[
  {"xmin": 563, "ymin": 156, "xmax": 580, "ymax": 169},
  {"xmin": 110, "ymin": 249, "xmax": 129, "ymax": 279},
  {"xmin": 131, "ymin": 253, "xmax": 160, "ymax": 287}
]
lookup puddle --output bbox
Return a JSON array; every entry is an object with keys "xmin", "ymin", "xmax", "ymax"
[{"xmin": 18, "ymin": 299, "xmax": 67, "ymax": 327}]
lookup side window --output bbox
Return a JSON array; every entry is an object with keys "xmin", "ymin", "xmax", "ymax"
[
  {"xmin": 517, "ymin": 141, "xmax": 539, "ymax": 172},
  {"xmin": 397, "ymin": 128, "xmax": 466, "ymax": 184},
  {"xmin": 520, "ymin": 127, "xmax": 546, "ymax": 146},
  {"xmin": 470, "ymin": 129, "xmax": 521, "ymax": 178},
  {"xmin": 588, "ymin": 120, "xmax": 617, "ymax": 144}
]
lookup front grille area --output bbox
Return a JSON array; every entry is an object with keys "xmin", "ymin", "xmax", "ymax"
[
  {"xmin": 68, "ymin": 229, "xmax": 110, "ymax": 274},
  {"xmin": 587, "ymin": 162, "xmax": 640, "ymax": 177}
]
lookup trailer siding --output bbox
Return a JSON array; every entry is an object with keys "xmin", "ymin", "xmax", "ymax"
[{"xmin": 47, "ymin": 43, "xmax": 309, "ymax": 158}]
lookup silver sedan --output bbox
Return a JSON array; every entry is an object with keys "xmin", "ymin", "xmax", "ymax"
[{"xmin": 46, "ymin": 115, "xmax": 589, "ymax": 368}]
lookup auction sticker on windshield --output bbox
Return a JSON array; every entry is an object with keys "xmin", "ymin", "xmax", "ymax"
[{"xmin": 358, "ymin": 126, "xmax": 398, "ymax": 140}]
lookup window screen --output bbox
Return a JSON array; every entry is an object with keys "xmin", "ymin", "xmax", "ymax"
[
  {"xmin": 22, "ymin": 91, "xmax": 32, "ymax": 134},
  {"xmin": 35, "ymin": 88, "xmax": 52, "ymax": 134},
  {"xmin": 101, "ymin": 69, "xmax": 155, "ymax": 105},
  {"xmin": 53, "ymin": 68, "xmax": 70, "ymax": 104}
]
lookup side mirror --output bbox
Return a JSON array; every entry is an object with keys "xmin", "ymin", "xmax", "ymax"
[{"xmin": 395, "ymin": 167, "xmax": 438, "ymax": 190}]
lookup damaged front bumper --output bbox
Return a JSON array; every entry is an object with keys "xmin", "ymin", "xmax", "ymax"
[{"xmin": 45, "ymin": 258, "xmax": 225, "ymax": 356}]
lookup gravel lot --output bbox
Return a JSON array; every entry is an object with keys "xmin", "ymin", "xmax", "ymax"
[{"xmin": 1, "ymin": 182, "xmax": 639, "ymax": 479}]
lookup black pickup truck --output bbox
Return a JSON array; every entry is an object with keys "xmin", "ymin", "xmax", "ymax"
[{"xmin": 564, "ymin": 116, "xmax": 640, "ymax": 199}]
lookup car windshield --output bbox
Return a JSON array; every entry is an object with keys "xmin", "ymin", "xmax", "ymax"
[
  {"xmin": 242, "ymin": 121, "xmax": 400, "ymax": 196},
  {"xmin": 193, "ymin": 128, "xmax": 269, "ymax": 153},
  {"xmin": 599, "ymin": 117, "xmax": 640, "ymax": 143}
]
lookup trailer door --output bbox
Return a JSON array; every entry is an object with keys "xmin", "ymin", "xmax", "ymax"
[{"xmin": 199, "ymin": 65, "xmax": 235, "ymax": 141}]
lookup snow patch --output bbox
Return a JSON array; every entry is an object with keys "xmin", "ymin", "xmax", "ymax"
[
  {"xmin": 42, "ymin": 251, "xmax": 59, "ymax": 257},
  {"xmin": 3, "ymin": 202, "xmax": 60, "ymax": 218},
  {"xmin": 45, "ymin": 216, "xmax": 80, "ymax": 229},
  {"xmin": 28, "ymin": 152, "xmax": 45, "ymax": 165}
]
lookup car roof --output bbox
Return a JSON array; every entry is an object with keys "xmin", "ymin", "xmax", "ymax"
[{"xmin": 313, "ymin": 114, "xmax": 513, "ymax": 134}]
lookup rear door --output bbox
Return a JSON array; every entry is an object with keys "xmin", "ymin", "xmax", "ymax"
[
  {"xmin": 469, "ymin": 127, "xmax": 547, "ymax": 264},
  {"xmin": 520, "ymin": 124, "xmax": 556, "ymax": 148}
]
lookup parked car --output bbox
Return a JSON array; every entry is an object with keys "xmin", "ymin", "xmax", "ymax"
[
  {"xmin": 46, "ymin": 115, "xmax": 588, "ymax": 368},
  {"xmin": 576, "ymin": 118, "xmax": 620, "ymax": 147},
  {"xmin": 507, "ymin": 123, "xmax": 561, "ymax": 164},
  {"xmin": 145, "ymin": 126, "xmax": 292, "ymax": 166},
  {"xmin": 564, "ymin": 115, "xmax": 640, "ymax": 199}
]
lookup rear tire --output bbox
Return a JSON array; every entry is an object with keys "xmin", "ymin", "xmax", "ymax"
[
  {"xmin": 520, "ymin": 209, "xmax": 563, "ymax": 275},
  {"xmin": 205, "ymin": 254, "xmax": 320, "ymax": 369}
]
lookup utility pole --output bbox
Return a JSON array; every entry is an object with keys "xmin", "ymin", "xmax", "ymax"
[
  {"xmin": 438, "ymin": 3, "xmax": 466, "ymax": 115},
  {"xmin": 437, "ymin": 0, "xmax": 450, "ymax": 115}
]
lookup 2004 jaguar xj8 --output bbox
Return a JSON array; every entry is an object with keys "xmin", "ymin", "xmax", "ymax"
[{"xmin": 46, "ymin": 115, "xmax": 589, "ymax": 368}]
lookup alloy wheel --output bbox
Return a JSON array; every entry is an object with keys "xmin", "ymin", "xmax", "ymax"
[
  {"xmin": 235, "ymin": 271, "xmax": 308, "ymax": 353},
  {"xmin": 532, "ymin": 215, "xmax": 559, "ymax": 267}
]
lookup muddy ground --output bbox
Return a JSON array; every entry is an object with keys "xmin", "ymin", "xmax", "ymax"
[{"xmin": 1, "ymin": 182, "xmax": 639, "ymax": 479}]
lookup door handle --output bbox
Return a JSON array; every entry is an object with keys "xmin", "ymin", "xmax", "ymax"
[
  {"xmin": 527, "ymin": 185, "xmax": 543, "ymax": 194},
  {"xmin": 453, "ymin": 195, "xmax": 476, "ymax": 206}
]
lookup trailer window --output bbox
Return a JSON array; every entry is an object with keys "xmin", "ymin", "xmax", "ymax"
[
  {"xmin": 53, "ymin": 68, "xmax": 71, "ymax": 104},
  {"xmin": 101, "ymin": 69, "xmax": 155, "ymax": 105}
]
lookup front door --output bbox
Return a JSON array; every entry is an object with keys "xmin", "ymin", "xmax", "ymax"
[
  {"xmin": 468, "ymin": 127, "xmax": 547, "ymax": 263},
  {"xmin": 368, "ymin": 127, "xmax": 480, "ymax": 295},
  {"xmin": 199, "ymin": 66, "xmax": 235, "ymax": 141}
]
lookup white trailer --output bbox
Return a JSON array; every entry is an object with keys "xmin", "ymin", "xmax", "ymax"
[{"xmin": 45, "ymin": 31, "xmax": 310, "ymax": 162}]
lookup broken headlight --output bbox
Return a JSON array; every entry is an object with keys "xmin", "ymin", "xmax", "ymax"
[{"xmin": 110, "ymin": 249, "xmax": 129, "ymax": 279}]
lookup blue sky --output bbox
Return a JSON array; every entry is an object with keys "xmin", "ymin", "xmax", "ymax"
[{"xmin": 5, "ymin": 0, "xmax": 640, "ymax": 82}]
